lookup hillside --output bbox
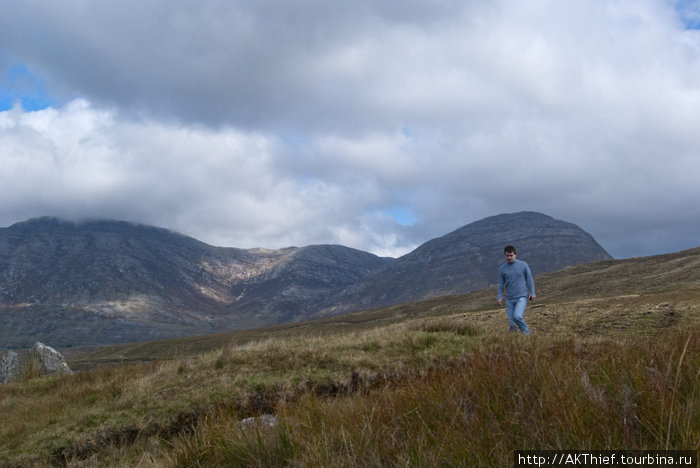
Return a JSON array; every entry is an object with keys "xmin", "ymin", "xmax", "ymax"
[
  {"xmin": 321, "ymin": 211, "xmax": 612, "ymax": 314},
  {"xmin": 1, "ymin": 212, "xmax": 612, "ymax": 348},
  {"xmin": 0, "ymin": 246, "xmax": 697, "ymax": 466},
  {"xmin": 0, "ymin": 218, "xmax": 390, "ymax": 347}
]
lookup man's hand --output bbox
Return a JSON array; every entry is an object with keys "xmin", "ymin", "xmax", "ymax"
[
  {"xmin": 529, "ymin": 295, "xmax": 536, "ymax": 301},
  {"xmin": 497, "ymin": 299, "xmax": 502, "ymax": 306}
]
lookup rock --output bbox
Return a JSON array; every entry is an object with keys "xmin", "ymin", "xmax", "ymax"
[
  {"xmin": 236, "ymin": 414, "xmax": 279, "ymax": 431},
  {"xmin": 0, "ymin": 350, "xmax": 21, "ymax": 384},
  {"xmin": 29, "ymin": 342, "xmax": 72, "ymax": 376},
  {"xmin": 0, "ymin": 343, "xmax": 73, "ymax": 384}
]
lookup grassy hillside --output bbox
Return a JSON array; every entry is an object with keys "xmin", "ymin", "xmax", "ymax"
[{"xmin": 1, "ymin": 248, "xmax": 698, "ymax": 466}]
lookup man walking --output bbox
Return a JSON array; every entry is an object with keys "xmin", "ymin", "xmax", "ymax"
[{"xmin": 497, "ymin": 245, "xmax": 535, "ymax": 334}]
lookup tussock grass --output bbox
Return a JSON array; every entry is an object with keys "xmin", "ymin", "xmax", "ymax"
[
  {"xmin": 409, "ymin": 316, "xmax": 481, "ymax": 336},
  {"xmin": 164, "ymin": 327, "xmax": 698, "ymax": 467},
  {"xmin": 0, "ymin": 320, "xmax": 484, "ymax": 465},
  {"xmin": 3, "ymin": 322, "xmax": 696, "ymax": 466}
]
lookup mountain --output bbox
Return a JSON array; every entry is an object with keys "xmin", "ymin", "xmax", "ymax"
[
  {"xmin": 319, "ymin": 212, "xmax": 613, "ymax": 314},
  {"xmin": 223, "ymin": 244, "xmax": 394, "ymax": 326},
  {"xmin": 0, "ymin": 218, "xmax": 389, "ymax": 348},
  {"xmin": 0, "ymin": 212, "xmax": 611, "ymax": 348}
]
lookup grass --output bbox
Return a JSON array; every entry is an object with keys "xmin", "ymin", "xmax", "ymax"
[
  {"xmin": 274, "ymin": 329, "xmax": 698, "ymax": 466},
  {"xmin": 27, "ymin": 325, "xmax": 695, "ymax": 467},
  {"xmin": 1, "ymin": 249, "xmax": 699, "ymax": 466}
]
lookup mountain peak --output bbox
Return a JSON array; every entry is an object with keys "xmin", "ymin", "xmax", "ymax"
[{"xmin": 321, "ymin": 212, "xmax": 612, "ymax": 313}]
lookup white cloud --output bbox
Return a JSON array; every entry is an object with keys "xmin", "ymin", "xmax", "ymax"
[
  {"xmin": 0, "ymin": 101, "xmax": 422, "ymax": 254},
  {"xmin": 0, "ymin": 0, "xmax": 699, "ymax": 259}
]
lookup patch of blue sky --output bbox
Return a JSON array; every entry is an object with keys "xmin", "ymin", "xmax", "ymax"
[
  {"xmin": 0, "ymin": 65, "xmax": 55, "ymax": 111},
  {"xmin": 281, "ymin": 131, "xmax": 312, "ymax": 151},
  {"xmin": 401, "ymin": 126, "xmax": 415, "ymax": 138},
  {"xmin": 385, "ymin": 207, "xmax": 417, "ymax": 226},
  {"xmin": 676, "ymin": 0, "xmax": 700, "ymax": 29}
]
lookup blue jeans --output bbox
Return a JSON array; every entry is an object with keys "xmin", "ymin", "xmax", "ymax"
[{"xmin": 506, "ymin": 297, "xmax": 530, "ymax": 334}]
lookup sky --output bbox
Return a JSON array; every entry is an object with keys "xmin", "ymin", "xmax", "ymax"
[{"xmin": 1, "ymin": 0, "xmax": 699, "ymax": 259}]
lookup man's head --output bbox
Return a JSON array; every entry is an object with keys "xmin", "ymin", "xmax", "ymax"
[{"xmin": 504, "ymin": 245, "xmax": 516, "ymax": 263}]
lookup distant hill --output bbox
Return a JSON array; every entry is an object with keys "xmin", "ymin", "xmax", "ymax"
[
  {"xmin": 319, "ymin": 212, "xmax": 612, "ymax": 315},
  {"xmin": 0, "ymin": 218, "xmax": 389, "ymax": 347},
  {"xmin": 0, "ymin": 212, "xmax": 611, "ymax": 348}
]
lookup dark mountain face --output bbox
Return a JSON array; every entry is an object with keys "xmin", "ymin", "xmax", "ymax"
[
  {"xmin": 0, "ymin": 212, "xmax": 611, "ymax": 348},
  {"xmin": 224, "ymin": 244, "xmax": 394, "ymax": 326},
  {"xmin": 319, "ymin": 212, "xmax": 613, "ymax": 314},
  {"xmin": 0, "ymin": 218, "xmax": 389, "ymax": 347}
]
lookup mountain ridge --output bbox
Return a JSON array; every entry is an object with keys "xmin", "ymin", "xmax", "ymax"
[
  {"xmin": 0, "ymin": 212, "xmax": 612, "ymax": 347},
  {"xmin": 317, "ymin": 211, "xmax": 612, "ymax": 315}
]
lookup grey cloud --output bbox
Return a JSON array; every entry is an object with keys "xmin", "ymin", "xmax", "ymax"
[
  {"xmin": 0, "ymin": 1, "xmax": 489, "ymax": 131},
  {"xmin": 1, "ymin": 0, "xmax": 699, "ymax": 259}
]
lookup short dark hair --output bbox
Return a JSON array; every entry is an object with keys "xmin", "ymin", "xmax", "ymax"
[{"xmin": 504, "ymin": 245, "xmax": 516, "ymax": 254}]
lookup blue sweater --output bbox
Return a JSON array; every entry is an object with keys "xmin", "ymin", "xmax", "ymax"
[{"xmin": 497, "ymin": 259, "xmax": 535, "ymax": 300}]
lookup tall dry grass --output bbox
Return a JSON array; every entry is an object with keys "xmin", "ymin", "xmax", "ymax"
[
  {"xmin": 146, "ymin": 326, "xmax": 698, "ymax": 467},
  {"xmin": 1, "ymin": 313, "xmax": 696, "ymax": 466},
  {"xmin": 1, "ymin": 319, "xmax": 482, "ymax": 465}
]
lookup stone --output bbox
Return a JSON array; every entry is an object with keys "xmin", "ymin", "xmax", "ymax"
[
  {"xmin": 0, "ymin": 350, "xmax": 21, "ymax": 384},
  {"xmin": 236, "ymin": 414, "xmax": 279, "ymax": 431},
  {"xmin": 29, "ymin": 342, "xmax": 72, "ymax": 376}
]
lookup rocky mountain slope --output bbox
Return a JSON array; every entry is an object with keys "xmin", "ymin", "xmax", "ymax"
[
  {"xmin": 0, "ymin": 218, "xmax": 389, "ymax": 347},
  {"xmin": 0, "ymin": 212, "xmax": 611, "ymax": 348},
  {"xmin": 319, "ymin": 212, "xmax": 612, "ymax": 314}
]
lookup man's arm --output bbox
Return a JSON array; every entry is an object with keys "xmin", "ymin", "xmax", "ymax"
[
  {"xmin": 497, "ymin": 269, "xmax": 504, "ymax": 305},
  {"xmin": 525, "ymin": 264, "xmax": 535, "ymax": 300}
]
